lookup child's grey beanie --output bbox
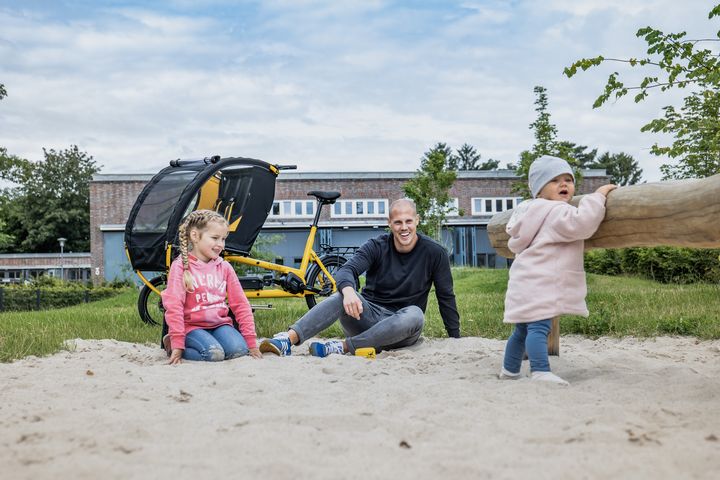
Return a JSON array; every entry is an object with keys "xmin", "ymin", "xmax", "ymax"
[{"xmin": 528, "ymin": 155, "xmax": 574, "ymax": 198}]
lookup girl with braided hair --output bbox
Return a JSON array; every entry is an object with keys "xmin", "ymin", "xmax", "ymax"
[{"xmin": 161, "ymin": 209, "xmax": 261, "ymax": 364}]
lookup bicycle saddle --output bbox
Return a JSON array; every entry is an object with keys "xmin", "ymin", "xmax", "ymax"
[{"xmin": 307, "ymin": 190, "xmax": 341, "ymax": 203}]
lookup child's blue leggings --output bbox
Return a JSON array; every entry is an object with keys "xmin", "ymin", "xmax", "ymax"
[{"xmin": 502, "ymin": 319, "xmax": 552, "ymax": 373}]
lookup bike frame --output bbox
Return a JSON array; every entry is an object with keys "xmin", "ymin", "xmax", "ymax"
[{"xmin": 226, "ymin": 222, "xmax": 336, "ymax": 299}]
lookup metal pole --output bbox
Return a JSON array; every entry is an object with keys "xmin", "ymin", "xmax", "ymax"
[{"xmin": 57, "ymin": 237, "xmax": 67, "ymax": 282}]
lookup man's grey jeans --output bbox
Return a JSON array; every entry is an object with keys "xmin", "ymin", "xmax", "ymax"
[{"xmin": 289, "ymin": 292, "xmax": 424, "ymax": 354}]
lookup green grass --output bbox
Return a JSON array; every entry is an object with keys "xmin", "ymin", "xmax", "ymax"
[{"xmin": 1, "ymin": 269, "xmax": 718, "ymax": 362}]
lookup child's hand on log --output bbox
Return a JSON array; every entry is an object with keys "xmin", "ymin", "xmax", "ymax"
[{"xmin": 595, "ymin": 184, "xmax": 617, "ymax": 197}]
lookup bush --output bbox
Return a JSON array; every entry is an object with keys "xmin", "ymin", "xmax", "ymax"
[
  {"xmin": 585, "ymin": 247, "xmax": 720, "ymax": 284},
  {"xmin": 0, "ymin": 284, "xmax": 127, "ymax": 312},
  {"xmin": 584, "ymin": 249, "xmax": 623, "ymax": 276}
]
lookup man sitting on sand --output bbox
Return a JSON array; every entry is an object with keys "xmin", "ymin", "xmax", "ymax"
[{"xmin": 260, "ymin": 198, "xmax": 461, "ymax": 357}]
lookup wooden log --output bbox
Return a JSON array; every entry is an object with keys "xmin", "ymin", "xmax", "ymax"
[
  {"xmin": 488, "ymin": 173, "xmax": 720, "ymax": 259},
  {"xmin": 547, "ymin": 317, "xmax": 560, "ymax": 356}
]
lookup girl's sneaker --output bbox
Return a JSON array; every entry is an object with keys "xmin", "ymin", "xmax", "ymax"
[
  {"xmin": 309, "ymin": 340, "xmax": 345, "ymax": 357},
  {"xmin": 259, "ymin": 333, "xmax": 292, "ymax": 356},
  {"xmin": 531, "ymin": 371, "xmax": 569, "ymax": 386},
  {"xmin": 162, "ymin": 334, "xmax": 171, "ymax": 357}
]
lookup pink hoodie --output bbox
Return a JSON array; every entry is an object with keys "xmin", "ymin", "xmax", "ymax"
[
  {"xmin": 161, "ymin": 255, "xmax": 257, "ymax": 350},
  {"xmin": 503, "ymin": 192, "xmax": 607, "ymax": 324}
]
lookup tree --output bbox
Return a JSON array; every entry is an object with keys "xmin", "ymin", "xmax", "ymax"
[
  {"xmin": 0, "ymin": 84, "xmax": 14, "ymax": 249},
  {"xmin": 0, "ymin": 146, "xmax": 101, "ymax": 253},
  {"xmin": 454, "ymin": 143, "xmax": 481, "ymax": 170},
  {"xmin": 556, "ymin": 141, "xmax": 598, "ymax": 169},
  {"xmin": 588, "ymin": 152, "xmax": 643, "ymax": 186},
  {"xmin": 512, "ymin": 86, "xmax": 582, "ymax": 198},
  {"xmin": 0, "ymin": 218, "xmax": 13, "ymax": 250},
  {"xmin": 652, "ymin": 89, "xmax": 720, "ymax": 179},
  {"xmin": 528, "ymin": 86, "xmax": 558, "ymax": 156},
  {"xmin": 403, "ymin": 144, "xmax": 457, "ymax": 242},
  {"xmin": 431, "ymin": 142, "xmax": 456, "ymax": 170},
  {"xmin": 0, "ymin": 146, "xmax": 31, "ymax": 181},
  {"xmin": 479, "ymin": 158, "xmax": 500, "ymax": 170},
  {"xmin": 0, "ymin": 146, "xmax": 27, "ymax": 251},
  {"xmin": 442, "ymin": 142, "xmax": 500, "ymax": 170},
  {"xmin": 564, "ymin": 4, "xmax": 720, "ymax": 179}
]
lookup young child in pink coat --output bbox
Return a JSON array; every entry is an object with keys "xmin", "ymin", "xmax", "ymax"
[
  {"xmin": 500, "ymin": 155, "xmax": 616, "ymax": 385},
  {"xmin": 161, "ymin": 210, "xmax": 261, "ymax": 365}
]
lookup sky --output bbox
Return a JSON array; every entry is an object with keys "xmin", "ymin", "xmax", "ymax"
[{"xmin": 0, "ymin": 0, "xmax": 717, "ymax": 182}]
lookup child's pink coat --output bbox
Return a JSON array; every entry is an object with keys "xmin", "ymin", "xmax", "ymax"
[
  {"xmin": 503, "ymin": 192, "xmax": 607, "ymax": 324},
  {"xmin": 161, "ymin": 255, "xmax": 257, "ymax": 350}
]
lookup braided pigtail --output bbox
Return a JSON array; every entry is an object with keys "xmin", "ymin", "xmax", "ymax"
[
  {"xmin": 177, "ymin": 209, "xmax": 229, "ymax": 293},
  {"xmin": 177, "ymin": 219, "xmax": 195, "ymax": 292}
]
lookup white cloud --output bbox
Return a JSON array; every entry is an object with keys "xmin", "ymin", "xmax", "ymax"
[{"xmin": 0, "ymin": 1, "xmax": 717, "ymax": 182}]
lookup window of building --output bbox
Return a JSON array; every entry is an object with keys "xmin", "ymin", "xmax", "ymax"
[
  {"xmin": 1, "ymin": 270, "xmax": 21, "ymax": 283},
  {"xmin": 471, "ymin": 197, "xmax": 523, "ymax": 215},
  {"xmin": 269, "ymin": 199, "xmax": 317, "ymax": 218},
  {"xmin": 446, "ymin": 198, "xmax": 460, "ymax": 217},
  {"xmin": 331, "ymin": 199, "xmax": 389, "ymax": 218},
  {"xmin": 429, "ymin": 198, "xmax": 460, "ymax": 217}
]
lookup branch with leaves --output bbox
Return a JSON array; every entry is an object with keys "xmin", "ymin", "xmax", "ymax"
[{"xmin": 565, "ymin": 4, "xmax": 720, "ymax": 179}]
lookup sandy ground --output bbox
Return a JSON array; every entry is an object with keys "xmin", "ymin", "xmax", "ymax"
[{"xmin": 1, "ymin": 335, "xmax": 719, "ymax": 480}]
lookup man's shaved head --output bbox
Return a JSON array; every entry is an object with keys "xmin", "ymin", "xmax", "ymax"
[{"xmin": 389, "ymin": 198, "xmax": 417, "ymax": 218}]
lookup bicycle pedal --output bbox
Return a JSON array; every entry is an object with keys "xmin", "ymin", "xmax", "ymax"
[{"xmin": 250, "ymin": 304, "xmax": 274, "ymax": 310}]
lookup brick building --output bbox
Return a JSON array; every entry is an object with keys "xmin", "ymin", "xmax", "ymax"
[
  {"xmin": 90, "ymin": 169, "xmax": 609, "ymax": 284},
  {"xmin": 0, "ymin": 253, "xmax": 91, "ymax": 283}
]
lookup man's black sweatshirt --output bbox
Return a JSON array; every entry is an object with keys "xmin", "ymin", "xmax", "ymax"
[{"xmin": 334, "ymin": 233, "xmax": 461, "ymax": 338}]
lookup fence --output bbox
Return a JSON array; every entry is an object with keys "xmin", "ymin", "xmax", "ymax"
[{"xmin": 0, "ymin": 287, "xmax": 122, "ymax": 312}]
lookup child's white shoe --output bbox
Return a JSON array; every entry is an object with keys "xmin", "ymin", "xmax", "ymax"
[
  {"xmin": 498, "ymin": 367, "xmax": 521, "ymax": 380},
  {"xmin": 531, "ymin": 371, "xmax": 569, "ymax": 386},
  {"xmin": 162, "ymin": 334, "xmax": 171, "ymax": 357}
]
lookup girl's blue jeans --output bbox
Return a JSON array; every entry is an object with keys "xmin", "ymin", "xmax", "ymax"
[
  {"xmin": 503, "ymin": 319, "xmax": 552, "ymax": 373},
  {"xmin": 183, "ymin": 324, "xmax": 249, "ymax": 362}
]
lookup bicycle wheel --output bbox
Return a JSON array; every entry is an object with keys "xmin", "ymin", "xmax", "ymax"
[
  {"xmin": 137, "ymin": 275, "xmax": 167, "ymax": 325},
  {"xmin": 305, "ymin": 255, "xmax": 348, "ymax": 309}
]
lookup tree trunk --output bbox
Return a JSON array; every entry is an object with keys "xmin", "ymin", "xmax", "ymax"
[{"xmin": 488, "ymin": 174, "xmax": 720, "ymax": 258}]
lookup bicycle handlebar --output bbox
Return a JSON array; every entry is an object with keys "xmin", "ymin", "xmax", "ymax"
[
  {"xmin": 169, "ymin": 156, "xmax": 220, "ymax": 167},
  {"xmin": 169, "ymin": 157, "xmax": 296, "ymax": 171}
]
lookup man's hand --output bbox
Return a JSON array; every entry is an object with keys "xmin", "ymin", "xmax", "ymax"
[{"xmin": 342, "ymin": 286, "xmax": 363, "ymax": 320}]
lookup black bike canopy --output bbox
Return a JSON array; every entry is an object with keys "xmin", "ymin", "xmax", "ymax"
[{"xmin": 124, "ymin": 156, "xmax": 279, "ymax": 271}]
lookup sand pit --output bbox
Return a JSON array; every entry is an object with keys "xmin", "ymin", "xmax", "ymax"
[{"xmin": 1, "ymin": 335, "xmax": 719, "ymax": 479}]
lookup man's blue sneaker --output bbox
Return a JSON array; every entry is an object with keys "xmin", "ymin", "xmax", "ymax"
[
  {"xmin": 309, "ymin": 340, "xmax": 345, "ymax": 358},
  {"xmin": 259, "ymin": 334, "xmax": 292, "ymax": 356}
]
